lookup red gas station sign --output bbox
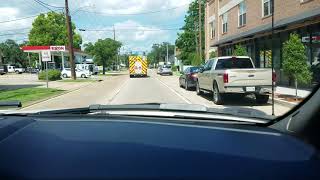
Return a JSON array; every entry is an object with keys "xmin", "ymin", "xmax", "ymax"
[{"xmin": 50, "ymin": 46, "xmax": 66, "ymax": 51}]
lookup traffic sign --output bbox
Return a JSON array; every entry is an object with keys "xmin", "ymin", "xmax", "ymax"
[{"xmin": 41, "ymin": 51, "xmax": 51, "ymax": 62}]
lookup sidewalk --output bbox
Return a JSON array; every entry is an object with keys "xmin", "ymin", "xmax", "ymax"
[
  {"xmin": 272, "ymin": 86, "xmax": 312, "ymax": 108},
  {"xmin": 37, "ymin": 80, "xmax": 94, "ymax": 91},
  {"xmin": 276, "ymin": 86, "xmax": 311, "ymax": 98}
]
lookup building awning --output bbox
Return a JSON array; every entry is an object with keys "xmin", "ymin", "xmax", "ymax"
[{"xmin": 212, "ymin": 7, "xmax": 320, "ymax": 47}]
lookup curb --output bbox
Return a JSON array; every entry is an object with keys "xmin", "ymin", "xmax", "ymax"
[
  {"xmin": 268, "ymin": 98, "xmax": 297, "ymax": 108},
  {"xmin": 21, "ymin": 82, "xmax": 95, "ymax": 109}
]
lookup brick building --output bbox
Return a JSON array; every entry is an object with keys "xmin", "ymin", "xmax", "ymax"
[{"xmin": 204, "ymin": 0, "xmax": 320, "ymax": 85}]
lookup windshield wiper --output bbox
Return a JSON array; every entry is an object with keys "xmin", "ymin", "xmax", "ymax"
[{"xmin": 4, "ymin": 103, "xmax": 271, "ymax": 124}]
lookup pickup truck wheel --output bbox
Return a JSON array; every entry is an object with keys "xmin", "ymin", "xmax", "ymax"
[
  {"xmin": 213, "ymin": 83, "xmax": 223, "ymax": 105},
  {"xmin": 185, "ymin": 80, "xmax": 189, "ymax": 90},
  {"xmin": 196, "ymin": 81, "xmax": 203, "ymax": 95},
  {"xmin": 62, "ymin": 74, "xmax": 68, "ymax": 78},
  {"xmin": 81, "ymin": 74, "xmax": 86, "ymax": 78},
  {"xmin": 15, "ymin": 70, "xmax": 20, "ymax": 74},
  {"xmin": 256, "ymin": 94, "xmax": 269, "ymax": 104}
]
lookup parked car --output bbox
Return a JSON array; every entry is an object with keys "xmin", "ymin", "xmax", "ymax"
[
  {"xmin": 61, "ymin": 68, "xmax": 91, "ymax": 78},
  {"xmin": 159, "ymin": 65, "xmax": 173, "ymax": 75},
  {"xmin": 7, "ymin": 65, "xmax": 25, "ymax": 74},
  {"xmin": 0, "ymin": 65, "xmax": 8, "ymax": 75},
  {"xmin": 26, "ymin": 67, "xmax": 39, "ymax": 74},
  {"xmin": 196, "ymin": 56, "xmax": 275, "ymax": 105},
  {"xmin": 179, "ymin": 66, "xmax": 201, "ymax": 90}
]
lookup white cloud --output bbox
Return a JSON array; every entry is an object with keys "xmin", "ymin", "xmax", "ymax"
[
  {"xmin": 1, "ymin": 0, "xmax": 187, "ymax": 48},
  {"xmin": 80, "ymin": 20, "xmax": 172, "ymax": 51},
  {"xmin": 0, "ymin": 7, "xmax": 33, "ymax": 42},
  {"xmin": 78, "ymin": 0, "xmax": 192, "ymax": 15}
]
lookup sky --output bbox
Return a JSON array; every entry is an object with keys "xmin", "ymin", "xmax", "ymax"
[{"xmin": 0, "ymin": 0, "xmax": 192, "ymax": 53}]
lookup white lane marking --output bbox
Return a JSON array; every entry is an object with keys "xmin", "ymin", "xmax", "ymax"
[
  {"xmin": 108, "ymin": 78, "xmax": 130, "ymax": 104},
  {"xmin": 153, "ymin": 75, "xmax": 192, "ymax": 104}
]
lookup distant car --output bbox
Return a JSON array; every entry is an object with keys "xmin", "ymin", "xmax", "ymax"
[
  {"xmin": 61, "ymin": 68, "xmax": 91, "ymax": 78},
  {"xmin": 26, "ymin": 67, "xmax": 39, "ymax": 74},
  {"xmin": 7, "ymin": 65, "xmax": 25, "ymax": 74},
  {"xmin": 0, "ymin": 65, "xmax": 7, "ymax": 75},
  {"xmin": 157, "ymin": 65, "xmax": 163, "ymax": 74},
  {"xmin": 179, "ymin": 66, "xmax": 200, "ymax": 90},
  {"xmin": 159, "ymin": 65, "xmax": 172, "ymax": 75}
]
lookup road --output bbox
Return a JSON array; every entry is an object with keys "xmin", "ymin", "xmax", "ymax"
[{"xmin": 22, "ymin": 70, "xmax": 291, "ymax": 116}]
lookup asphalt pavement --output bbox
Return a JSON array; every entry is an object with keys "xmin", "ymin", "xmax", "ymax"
[{"xmin": 21, "ymin": 69, "xmax": 291, "ymax": 116}]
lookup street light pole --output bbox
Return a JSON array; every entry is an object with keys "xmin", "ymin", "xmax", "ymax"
[
  {"xmin": 65, "ymin": 0, "xmax": 76, "ymax": 80},
  {"xmin": 271, "ymin": 0, "xmax": 275, "ymax": 116}
]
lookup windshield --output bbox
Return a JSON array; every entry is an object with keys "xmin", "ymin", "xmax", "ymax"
[
  {"xmin": 215, "ymin": 58, "xmax": 254, "ymax": 69},
  {"xmin": 0, "ymin": 0, "xmax": 319, "ymax": 121},
  {"xmin": 190, "ymin": 67, "xmax": 200, "ymax": 73}
]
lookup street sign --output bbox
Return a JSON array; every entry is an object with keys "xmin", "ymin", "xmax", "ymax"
[
  {"xmin": 50, "ymin": 46, "xmax": 66, "ymax": 51},
  {"xmin": 41, "ymin": 51, "xmax": 51, "ymax": 62}
]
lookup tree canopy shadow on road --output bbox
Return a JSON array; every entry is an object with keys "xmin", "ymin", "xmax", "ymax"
[
  {"xmin": 0, "ymin": 84, "xmax": 42, "ymax": 91},
  {"xmin": 199, "ymin": 92, "xmax": 271, "ymax": 107}
]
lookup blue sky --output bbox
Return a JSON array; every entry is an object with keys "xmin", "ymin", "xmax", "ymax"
[{"xmin": 0, "ymin": 0, "xmax": 192, "ymax": 53}]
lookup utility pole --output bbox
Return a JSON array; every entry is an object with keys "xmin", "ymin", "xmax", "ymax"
[
  {"xmin": 271, "ymin": 0, "xmax": 275, "ymax": 116},
  {"xmin": 194, "ymin": 22, "xmax": 199, "ymax": 56},
  {"xmin": 198, "ymin": 0, "xmax": 202, "ymax": 60},
  {"xmin": 113, "ymin": 25, "xmax": 119, "ymax": 71},
  {"xmin": 65, "ymin": 0, "xmax": 76, "ymax": 80},
  {"xmin": 166, "ymin": 43, "xmax": 169, "ymax": 64}
]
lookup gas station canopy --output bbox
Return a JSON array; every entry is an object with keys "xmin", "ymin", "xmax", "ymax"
[{"xmin": 21, "ymin": 46, "xmax": 88, "ymax": 56}]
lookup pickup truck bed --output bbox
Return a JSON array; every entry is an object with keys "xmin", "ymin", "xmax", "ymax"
[{"xmin": 197, "ymin": 56, "xmax": 275, "ymax": 105}]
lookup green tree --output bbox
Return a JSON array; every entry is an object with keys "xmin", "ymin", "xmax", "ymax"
[
  {"xmin": 83, "ymin": 42, "xmax": 95, "ymax": 55},
  {"xmin": 233, "ymin": 45, "xmax": 247, "ymax": 56},
  {"xmin": 147, "ymin": 42, "xmax": 175, "ymax": 66},
  {"xmin": 28, "ymin": 12, "xmax": 82, "ymax": 48},
  {"xmin": 84, "ymin": 38, "xmax": 122, "ymax": 74},
  {"xmin": 175, "ymin": 0, "xmax": 205, "ymax": 64},
  {"xmin": 209, "ymin": 51, "xmax": 216, "ymax": 58},
  {"xmin": 0, "ymin": 39, "xmax": 28, "ymax": 67},
  {"xmin": 283, "ymin": 33, "xmax": 312, "ymax": 99},
  {"xmin": 189, "ymin": 53, "xmax": 202, "ymax": 66}
]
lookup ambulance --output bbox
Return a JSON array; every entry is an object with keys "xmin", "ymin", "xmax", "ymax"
[{"xmin": 129, "ymin": 56, "xmax": 148, "ymax": 78}]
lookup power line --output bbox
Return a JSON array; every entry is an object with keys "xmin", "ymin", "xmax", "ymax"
[
  {"xmin": 0, "ymin": 27, "xmax": 31, "ymax": 33},
  {"xmin": 79, "ymin": 28, "xmax": 181, "ymax": 32},
  {"xmin": 0, "ymin": 9, "xmax": 60, "ymax": 24},
  {"xmin": 32, "ymin": 0, "xmax": 55, "ymax": 11},
  {"xmin": 33, "ymin": 0, "xmax": 64, "ymax": 9},
  {"xmin": 0, "ymin": 32, "xmax": 28, "ymax": 37},
  {"xmin": 0, "ymin": 15, "xmax": 38, "ymax": 24},
  {"xmin": 76, "ymin": 3, "xmax": 189, "ymax": 16}
]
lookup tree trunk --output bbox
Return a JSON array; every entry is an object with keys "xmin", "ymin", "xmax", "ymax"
[
  {"xmin": 295, "ymin": 78, "xmax": 298, "ymax": 101},
  {"xmin": 102, "ymin": 61, "xmax": 106, "ymax": 75}
]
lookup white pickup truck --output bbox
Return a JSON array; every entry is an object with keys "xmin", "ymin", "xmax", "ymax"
[
  {"xmin": 196, "ymin": 56, "xmax": 276, "ymax": 105},
  {"xmin": 7, "ymin": 65, "xmax": 25, "ymax": 74}
]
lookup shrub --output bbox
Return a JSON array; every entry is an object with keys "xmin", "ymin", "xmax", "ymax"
[
  {"xmin": 171, "ymin": 66, "xmax": 178, "ymax": 72},
  {"xmin": 209, "ymin": 51, "xmax": 217, "ymax": 58},
  {"xmin": 38, "ymin": 69, "xmax": 62, "ymax": 81},
  {"xmin": 233, "ymin": 45, "xmax": 247, "ymax": 56}
]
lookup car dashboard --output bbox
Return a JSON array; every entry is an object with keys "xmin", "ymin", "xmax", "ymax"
[{"xmin": 0, "ymin": 115, "xmax": 319, "ymax": 179}]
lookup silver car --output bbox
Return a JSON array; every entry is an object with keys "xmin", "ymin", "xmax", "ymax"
[{"xmin": 159, "ymin": 65, "xmax": 173, "ymax": 75}]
